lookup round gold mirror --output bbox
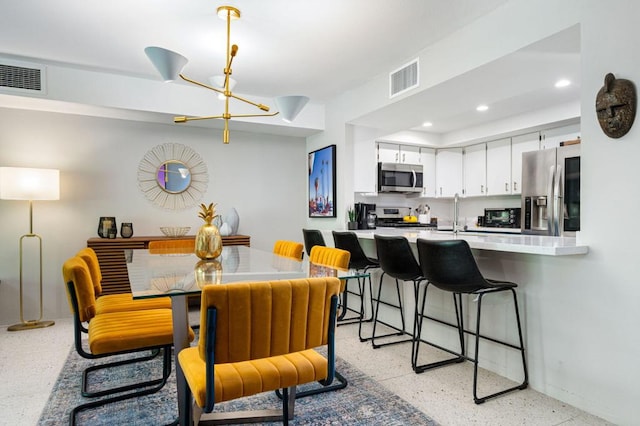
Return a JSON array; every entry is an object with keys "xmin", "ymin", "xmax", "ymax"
[
  {"xmin": 156, "ymin": 160, "xmax": 191, "ymax": 193},
  {"xmin": 138, "ymin": 143, "xmax": 208, "ymax": 209}
]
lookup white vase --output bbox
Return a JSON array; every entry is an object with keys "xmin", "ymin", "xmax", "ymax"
[{"xmin": 224, "ymin": 207, "xmax": 240, "ymax": 235}]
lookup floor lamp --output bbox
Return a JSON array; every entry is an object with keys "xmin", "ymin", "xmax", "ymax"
[{"xmin": 0, "ymin": 167, "xmax": 60, "ymax": 331}]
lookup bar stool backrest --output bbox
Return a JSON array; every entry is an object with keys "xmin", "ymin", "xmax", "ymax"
[
  {"xmin": 332, "ymin": 231, "xmax": 376, "ymax": 270},
  {"xmin": 374, "ymin": 235, "xmax": 423, "ymax": 281},
  {"xmin": 302, "ymin": 229, "xmax": 326, "ymax": 256},
  {"xmin": 416, "ymin": 238, "xmax": 488, "ymax": 293}
]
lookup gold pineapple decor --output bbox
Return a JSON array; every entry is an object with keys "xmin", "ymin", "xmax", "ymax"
[{"xmin": 195, "ymin": 202, "xmax": 223, "ymax": 259}]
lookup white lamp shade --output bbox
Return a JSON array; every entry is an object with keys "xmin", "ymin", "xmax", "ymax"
[
  {"xmin": 275, "ymin": 96, "xmax": 310, "ymax": 122},
  {"xmin": 145, "ymin": 46, "xmax": 188, "ymax": 82},
  {"xmin": 0, "ymin": 167, "xmax": 60, "ymax": 200}
]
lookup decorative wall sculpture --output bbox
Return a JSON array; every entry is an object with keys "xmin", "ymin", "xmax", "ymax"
[{"xmin": 595, "ymin": 72, "xmax": 637, "ymax": 139}]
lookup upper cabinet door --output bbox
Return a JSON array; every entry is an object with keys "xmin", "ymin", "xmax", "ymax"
[
  {"xmin": 486, "ymin": 138, "xmax": 511, "ymax": 195},
  {"xmin": 400, "ymin": 145, "xmax": 421, "ymax": 164},
  {"xmin": 353, "ymin": 138, "xmax": 377, "ymax": 193},
  {"xmin": 377, "ymin": 142, "xmax": 400, "ymax": 163},
  {"xmin": 420, "ymin": 147, "xmax": 436, "ymax": 197},
  {"xmin": 463, "ymin": 143, "xmax": 486, "ymax": 197},
  {"xmin": 540, "ymin": 124, "xmax": 581, "ymax": 150},
  {"xmin": 436, "ymin": 148, "xmax": 463, "ymax": 197},
  {"xmin": 511, "ymin": 132, "xmax": 540, "ymax": 194}
]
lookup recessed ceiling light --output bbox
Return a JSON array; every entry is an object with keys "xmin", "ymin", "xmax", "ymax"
[
  {"xmin": 476, "ymin": 104, "xmax": 489, "ymax": 112},
  {"xmin": 555, "ymin": 79, "xmax": 571, "ymax": 88},
  {"xmin": 422, "ymin": 121, "xmax": 433, "ymax": 127}
]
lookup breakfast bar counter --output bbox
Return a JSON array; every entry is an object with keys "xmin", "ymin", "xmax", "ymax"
[{"xmin": 343, "ymin": 228, "xmax": 588, "ymax": 256}]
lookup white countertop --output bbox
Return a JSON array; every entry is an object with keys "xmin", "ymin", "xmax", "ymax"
[{"xmin": 347, "ymin": 228, "xmax": 588, "ymax": 256}]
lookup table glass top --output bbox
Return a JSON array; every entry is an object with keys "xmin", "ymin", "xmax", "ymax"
[{"xmin": 126, "ymin": 246, "xmax": 365, "ymax": 299}]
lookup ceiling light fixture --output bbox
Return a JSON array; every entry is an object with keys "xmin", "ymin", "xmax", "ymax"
[
  {"xmin": 145, "ymin": 5, "xmax": 309, "ymax": 144},
  {"xmin": 555, "ymin": 79, "xmax": 571, "ymax": 88},
  {"xmin": 476, "ymin": 104, "xmax": 489, "ymax": 112},
  {"xmin": 422, "ymin": 121, "xmax": 433, "ymax": 127}
]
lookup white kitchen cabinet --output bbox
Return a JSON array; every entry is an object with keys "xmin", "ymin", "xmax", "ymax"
[
  {"xmin": 420, "ymin": 147, "xmax": 436, "ymax": 197},
  {"xmin": 436, "ymin": 148, "xmax": 463, "ymax": 197},
  {"xmin": 486, "ymin": 138, "xmax": 512, "ymax": 195},
  {"xmin": 540, "ymin": 124, "xmax": 581, "ymax": 149},
  {"xmin": 400, "ymin": 145, "xmax": 421, "ymax": 164},
  {"xmin": 377, "ymin": 142, "xmax": 422, "ymax": 164},
  {"xmin": 463, "ymin": 143, "xmax": 486, "ymax": 197},
  {"xmin": 511, "ymin": 132, "xmax": 540, "ymax": 194},
  {"xmin": 353, "ymin": 138, "xmax": 377, "ymax": 193},
  {"xmin": 377, "ymin": 142, "xmax": 400, "ymax": 163}
]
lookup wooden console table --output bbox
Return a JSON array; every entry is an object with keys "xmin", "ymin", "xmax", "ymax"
[{"xmin": 87, "ymin": 235, "xmax": 251, "ymax": 294}]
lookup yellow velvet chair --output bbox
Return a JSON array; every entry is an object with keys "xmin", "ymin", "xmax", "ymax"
[
  {"xmin": 62, "ymin": 256, "xmax": 194, "ymax": 424},
  {"xmin": 178, "ymin": 277, "xmax": 340, "ymax": 425},
  {"xmin": 76, "ymin": 247, "xmax": 171, "ymax": 315},
  {"xmin": 273, "ymin": 239, "xmax": 304, "ymax": 260},
  {"xmin": 148, "ymin": 238, "xmax": 195, "ymax": 254}
]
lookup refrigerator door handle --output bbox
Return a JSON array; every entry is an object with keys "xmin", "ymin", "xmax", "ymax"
[
  {"xmin": 553, "ymin": 164, "xmax": 563, "ymax": 236},
  {"xmin": 547, "ymin": 165, "xmax": 555, "ymax": 236}
]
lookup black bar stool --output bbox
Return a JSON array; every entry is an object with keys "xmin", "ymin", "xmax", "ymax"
[
  {"xmin": 415, "ymin": 238, "xmax": 529, "ymax": 404},
  {"xmin": 302, "ymin": 229, "xmax": 326, "ymax": 257},
  {"xmin": 373, "ymin": 235, "xmax": 426, "ymax": 352},
  {"xmin": 332, "ymin": 231, "xmax": 378, "ymax": 339}
]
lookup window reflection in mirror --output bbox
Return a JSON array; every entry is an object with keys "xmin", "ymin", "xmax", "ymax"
[{"xmin": 157, "ymin": 160, "xmax": 191, "ymax": 193}]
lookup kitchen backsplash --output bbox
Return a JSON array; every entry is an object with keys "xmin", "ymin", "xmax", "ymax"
[{"xmin": 355, "ymin": 193, "xmax": 521, "ymax": 227}]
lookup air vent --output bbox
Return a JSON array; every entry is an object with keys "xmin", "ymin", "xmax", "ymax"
[
  {"xmin": 389, "ymin": 58, "xmax": 419, "ymax": 98},
  {"xmin": 0, "ymin": 59, "xmax": 46, "ymax": 95}
]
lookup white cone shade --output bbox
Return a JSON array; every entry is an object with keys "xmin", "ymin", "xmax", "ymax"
[
  {"xmin": 275, "ymin": 96, "xmax": 309, "ymax": 122},
  {"xmin": 0, "ymin": 167, "xmax": 60, "ymax": 200},
  {"xmin": 145, "ymin": 46, "xmax": 188, "ymax": 82}
]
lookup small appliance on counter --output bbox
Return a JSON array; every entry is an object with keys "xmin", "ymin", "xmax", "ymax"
[
  {"xmin": 482, "ymin": 208, "xmax": 521, "ymax": 229},
  {"xmin": 354, "ymin": 202, "xmax": 376, "ymax": 229},
  {"xmin": 375, "ymin": 206, "xmax": 436, "ymax": 228}
]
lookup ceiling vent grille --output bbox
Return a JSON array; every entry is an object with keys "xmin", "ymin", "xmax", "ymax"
[
  {"xmin": 0, "ymin": 59, "xmax": 46, "ymax": 95},
  {"xmin": 389, "ymin": 58, "xmax": 419, "ymax": 98}
]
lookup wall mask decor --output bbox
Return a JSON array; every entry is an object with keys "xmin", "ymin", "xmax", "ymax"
[
  {"xmin": 138, "ymin": 143, "xmax": 209, "ymax": 209},
  {"xmin": 595, "ymin": 72, "xmax": 637, "ymax": 139}
]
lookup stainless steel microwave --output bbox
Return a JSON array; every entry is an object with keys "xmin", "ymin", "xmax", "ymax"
[{"xmin": 377, "ymin": 162, "xmax": 423, "ymax": 193}]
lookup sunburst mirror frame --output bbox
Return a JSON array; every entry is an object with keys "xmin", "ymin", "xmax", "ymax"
[{"xmin": 138, "ymin": 143, "xmax": 209, "ymax": 210}]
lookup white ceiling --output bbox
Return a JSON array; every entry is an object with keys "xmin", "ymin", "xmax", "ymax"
[{"xmin": 0, "ymin": 0, "xmax": 580, "ymax": 137}]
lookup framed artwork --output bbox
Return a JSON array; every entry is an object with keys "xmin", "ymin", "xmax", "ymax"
[{"xmin": 308, "ymin": 144, "xmax": 336, "ymax": 217}]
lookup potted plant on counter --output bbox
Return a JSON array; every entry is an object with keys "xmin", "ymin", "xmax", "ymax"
[{"xmin": 347, "ymin": 206, "xmax": 358, "ymax": 230}]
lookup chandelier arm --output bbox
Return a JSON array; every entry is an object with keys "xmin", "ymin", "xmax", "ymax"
[
  {"xmin": 174, "ymin": 115, "xmax": 226, "ymax": 123},
  {"xmin": 179, "ymin": 74, "xmax": 225, "ymax": 95},
  {"xmin": 228, "ymin": 112, "xmax": 280, "ymax": 118},
  {"xmin": 228, "ymin": 93, "xmax": 271, "ymax": 112}
]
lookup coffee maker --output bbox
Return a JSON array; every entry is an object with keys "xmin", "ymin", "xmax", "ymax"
[{"xmin": 355, "ymin": 202, "xmax": 376, "ymax": 229}]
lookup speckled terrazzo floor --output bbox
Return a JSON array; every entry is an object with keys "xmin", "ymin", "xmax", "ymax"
[{"xmin": 1, "ymin": 316, "xmax": 613, "ymax": 426}]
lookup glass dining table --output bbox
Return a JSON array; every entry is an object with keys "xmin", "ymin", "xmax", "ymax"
[{"xmin": 126, "ymin": 245, "xmax": 368, "ymax": 425}]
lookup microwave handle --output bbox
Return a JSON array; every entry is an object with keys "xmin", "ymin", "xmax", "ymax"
[{"xmin": 411, "ymin": 169, "xmax": 417, "ymax": 188}]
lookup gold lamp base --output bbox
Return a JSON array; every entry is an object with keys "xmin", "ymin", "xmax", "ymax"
[{"xmin": 7, "ymin": 319, "xmax": 55, "ymax": 332}]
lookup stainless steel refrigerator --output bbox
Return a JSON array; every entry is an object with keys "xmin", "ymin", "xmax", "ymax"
[{"xmin": 521, "ymin": 144, "xmax": 580, "ymax": 236}]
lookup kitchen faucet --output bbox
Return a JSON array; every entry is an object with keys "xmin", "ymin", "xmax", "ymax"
[{"xmin": 453, "ymin": 192, "xmax": 459, "ymax": 234}]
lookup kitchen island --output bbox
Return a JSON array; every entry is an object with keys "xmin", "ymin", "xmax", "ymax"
[{"xmin": 323, "ymin": 227, "xmax": 590, "ymax": 411}]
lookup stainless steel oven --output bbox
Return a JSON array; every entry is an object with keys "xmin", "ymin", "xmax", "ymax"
[{"xmin": 377, "ymin": 162, "xmax": 423, "ymax": 193}]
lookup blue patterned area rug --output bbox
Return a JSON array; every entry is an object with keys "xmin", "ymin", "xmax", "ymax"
[{"xmin": 38, "ymin": 346, "xmax": 438, "ymax": 425}]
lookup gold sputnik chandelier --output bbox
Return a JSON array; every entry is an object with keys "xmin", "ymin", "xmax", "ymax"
[{"xmin": 145, "ymin": 5, "xmax": 309, "ymax": 144}]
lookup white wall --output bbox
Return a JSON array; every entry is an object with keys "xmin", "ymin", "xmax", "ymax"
[{"xmin": 0, "ymin": 107, "xmax": 307, "ymax": 324}]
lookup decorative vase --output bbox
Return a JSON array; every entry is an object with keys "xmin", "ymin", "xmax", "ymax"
[
  {"xmin": 120, "ymin": 222, "xmax": 134, "ymax": 238},
  {"xmin": 195, "ymin": 203, "xmax": 223, "ymax": 260}
]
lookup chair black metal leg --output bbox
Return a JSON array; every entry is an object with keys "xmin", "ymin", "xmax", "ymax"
[
  {"xmin": 276, "ymin": 370, "xmax": 348, "ymax": 400},
  {"xmin": 81, "ymin": 349, "xmax": 164, "ymax": 398},
  {"xmin": 413, "ymin": 287, "xmax": 465, "ymax": 373},
  {"xmin": 472, "ymin": 290, "xmax": 529, "ymax": 404},
  {"xmin": 70, "ymin": 347, "xmax": 172, "ymax": 426},
  {"xmin": 370, "ymin": 275, "xmax": 412, "ymax": 349}
]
